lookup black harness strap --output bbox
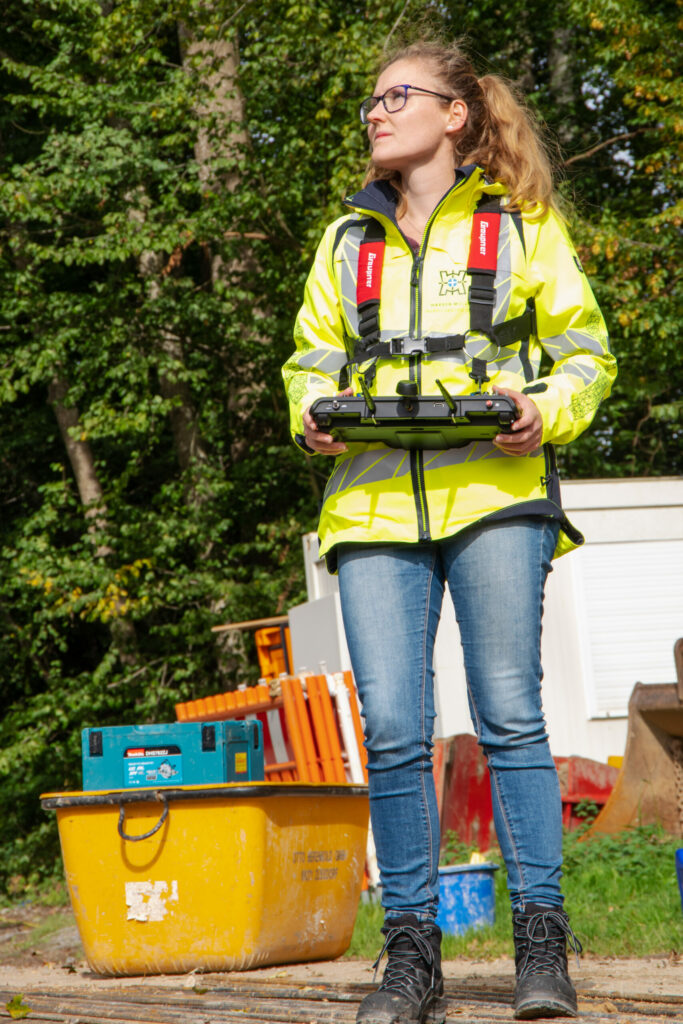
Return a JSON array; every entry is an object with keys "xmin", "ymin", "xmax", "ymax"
[
  {"xmin": 359, "ymin": 304, "xmax": 535, "ymax": 358},
  {"xmin": 467, "ymin": 194, "xmax": 501, "ymax": 343},
  {"xmin": 362, "ymin": 334, "xmax": 465, "ymax": 357}
]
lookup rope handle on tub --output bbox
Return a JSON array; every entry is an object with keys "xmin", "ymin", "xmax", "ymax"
[{"xmin": 118, "ymin": 794, "xmax": 169, "ymax": 842}]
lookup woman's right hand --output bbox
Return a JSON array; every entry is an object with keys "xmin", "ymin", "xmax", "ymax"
[{"xmin": 303, "ymin": 388, "xmax": 352, "ymax": 454}]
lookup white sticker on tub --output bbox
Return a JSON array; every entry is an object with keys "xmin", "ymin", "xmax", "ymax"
[{"xmin": 125, "ymin": 880, "xmax": 179, "ymax": 922}]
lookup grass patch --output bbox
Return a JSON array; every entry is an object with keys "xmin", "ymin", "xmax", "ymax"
[
  {"xmin": 346, "ymin": 825, "xmax": 683, "ymax": 960},
  {"xmin": 561, "ymin": 825, "xmax": 683, "ymax": 956},
  {"xmin": 5, "ymin": 911, "xmax": 76, "ymax": 955}
]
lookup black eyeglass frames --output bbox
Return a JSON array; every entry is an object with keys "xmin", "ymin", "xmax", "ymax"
[{"xmin": 359, "ymin": 84, "xmax": 455, "ymax": 124}]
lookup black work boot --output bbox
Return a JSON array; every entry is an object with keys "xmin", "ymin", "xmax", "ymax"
[
  {"xmin": 512, "ymin": 904, "xmax": 582, "ymax": 1019},
  {"xmin": 356, "ymin": 914, "xmax": 447, "ymax": 1024}
]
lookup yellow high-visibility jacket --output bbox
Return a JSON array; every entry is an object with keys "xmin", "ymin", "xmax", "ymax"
[{"xmin": 283, "ymin": 165, "xmax": 617, "ymax": 569}]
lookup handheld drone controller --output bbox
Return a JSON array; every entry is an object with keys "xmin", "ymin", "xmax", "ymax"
[{"xmin": 311, "ymin": 381, "xmax": 518, "ymax": 451}]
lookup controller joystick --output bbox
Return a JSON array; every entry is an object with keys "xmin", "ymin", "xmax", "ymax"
[{"xmin": 396, "ymin": 380, "xmax": 418, "ymax": 398}]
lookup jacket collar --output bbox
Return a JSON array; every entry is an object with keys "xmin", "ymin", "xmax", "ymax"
[{"xmin": 342, "ymin": 164, "xmax": 489, "ymax": 220}]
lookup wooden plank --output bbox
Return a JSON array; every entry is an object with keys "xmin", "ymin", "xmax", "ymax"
[
  {"xmin": 211, "ymin": 616, "xmax": 289, "ymax": 633},
  {"xmin": 2, "ymin": 981, "xmax": 681, "ymax": 1024}
]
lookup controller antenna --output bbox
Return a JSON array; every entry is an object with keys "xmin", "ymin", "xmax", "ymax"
[{"xmin": 434, "ymin": 379, "xmax": 457, "ymax": 414}]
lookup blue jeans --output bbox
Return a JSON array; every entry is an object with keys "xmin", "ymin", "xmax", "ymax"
[{"xmin": 337, "ymin": 517, "xmax": 563, "ymax": 921}]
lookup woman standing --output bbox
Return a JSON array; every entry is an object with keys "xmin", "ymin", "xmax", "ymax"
[{"xmin": 283, "ymin": 39, "xmax": 616, "ymax": 1024}]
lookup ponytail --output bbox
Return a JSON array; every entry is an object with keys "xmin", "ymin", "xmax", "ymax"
[{"xmin": 465, "ymin": 74, "xmax": 556, "ymax": 215}]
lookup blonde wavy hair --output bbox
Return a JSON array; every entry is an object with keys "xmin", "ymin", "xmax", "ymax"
[{"xmin": 364, "ymin": 40, "xmax": 560, "ymax": 217}]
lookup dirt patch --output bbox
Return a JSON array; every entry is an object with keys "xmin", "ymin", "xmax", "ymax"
[{"xmin": 1, "ymin": 903, "xmax": 681, "ymax": 1000}]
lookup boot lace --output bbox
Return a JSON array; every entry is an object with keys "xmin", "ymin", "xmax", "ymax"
[
  {"xmin": 514, "ymin": 909, "xmax": 583, "ymax": 981},
  {"xmin": 372, "ymin": 922, "xmax": 437, "ymax": 1000}
]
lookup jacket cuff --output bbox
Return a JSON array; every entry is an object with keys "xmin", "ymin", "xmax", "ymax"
[{"xmin": 294, "ymin": 432, "xmax": 316, "ymax": 455}]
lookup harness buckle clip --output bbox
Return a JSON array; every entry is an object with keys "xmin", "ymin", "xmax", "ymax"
[{"xmin": 468, "ymin": 286, "xmax": 496, "ymax": 306}]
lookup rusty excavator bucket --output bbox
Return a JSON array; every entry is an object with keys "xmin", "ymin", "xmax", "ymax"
[{"xmin": 585, "ymin": 638, "xmax": 683, "ymax": 838}]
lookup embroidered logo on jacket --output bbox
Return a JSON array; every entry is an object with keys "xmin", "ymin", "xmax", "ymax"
[{"xmin": 438, "ymin": 269, "xmax": 467, "ymax": 296}]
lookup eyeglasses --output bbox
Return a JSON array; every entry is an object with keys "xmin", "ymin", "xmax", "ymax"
[{"xmin": 359, "ymin": 84, "xmax": 455, "ymax": 124}]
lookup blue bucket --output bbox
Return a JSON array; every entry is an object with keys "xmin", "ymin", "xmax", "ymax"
[
  {"xmin": 435, "ymin": 862, "xmax": 499, "ymax": 936},
  {"xmin": 676, "ymin": 850, "xmax": 683, "ymax": 913}
]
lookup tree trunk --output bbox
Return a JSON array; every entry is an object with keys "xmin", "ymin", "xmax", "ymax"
[
  {"xmin": 48, "ymin": 377, "xmax": 108, "ymax": 542},
  {"xmin": 178, "ymin": 29, "xmax": 247, "ymax": 193},
  {"xmin": 549, "ymin": 27, "xmax": 576, "ymax": 148},
  {"xmin": 178, "ymin": 26, "xmax": 267, "ymax": 463},
  {"xmin": 48, "ymin": 376, "xmax": 138, "ymax": 659},
  {"xmin": 134, "ymin": 238, "xmax": 209, "ymax": 477}
]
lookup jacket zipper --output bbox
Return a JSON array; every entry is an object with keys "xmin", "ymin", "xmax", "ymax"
[
  {"xmin": 407, "ymin": 207, "xmax": 445, "ymax": 541},
  {"xmin": 406, "ymin": 354, "xmax": 429, "ymax": 539},
  {"xmin": 409, "ymin": 254, "xmax": 423, "ymax": 338}
]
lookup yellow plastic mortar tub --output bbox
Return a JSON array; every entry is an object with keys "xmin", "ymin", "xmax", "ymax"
[{"xmin": 40, "ymin": 782, "xmax": 369, "ymax": 976}]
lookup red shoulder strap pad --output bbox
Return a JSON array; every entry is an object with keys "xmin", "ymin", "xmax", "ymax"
[
  {"xmin": 467, "ymin": 209, "xmax": 501, "ymax": 273},
  {"xmin": 357, "ymin": 232, "xmax": 385, "ymax": 306}
]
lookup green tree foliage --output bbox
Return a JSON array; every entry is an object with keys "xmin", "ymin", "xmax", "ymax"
[
  {"xmin": 0, "ymin": 0, "xmax": 680, "ymax": 891},
  {"xmin": 558, "ymin": 0, "xmax": 682, "ymax": 476}
]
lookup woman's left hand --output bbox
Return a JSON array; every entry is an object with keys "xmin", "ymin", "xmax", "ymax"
[{"xmin": 492, "ymin": 385, "xmax": 544, "ymax": 455}]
